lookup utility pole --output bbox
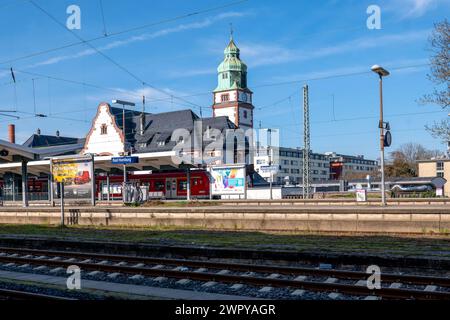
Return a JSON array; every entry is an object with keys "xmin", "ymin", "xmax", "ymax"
[
  {"xmin": 371, "ymin": 65, "xmax": 390, "ymax": 206},
  {"xmin": 268, "ymin": 129, "xmax": 273, "ymax": 200},
  {"xmin": 302, "ymin": 85, "xmax": 311, "ymax": 199}
]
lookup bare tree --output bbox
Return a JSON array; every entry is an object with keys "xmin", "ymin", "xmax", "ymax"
[
  {"xmin": 386, "ymin": 143, "xmax": 442, "ymax": 177},
  {"xmin": 423, "ymin": 20, "xmax": 450, "ymax": 142}
]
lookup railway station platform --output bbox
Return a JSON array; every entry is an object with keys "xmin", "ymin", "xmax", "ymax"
[{"xmin": 0, "ymin": 204, "xmax": 450, "ymax": 234}]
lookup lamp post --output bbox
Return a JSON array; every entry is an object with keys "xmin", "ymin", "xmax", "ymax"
[
  {"xmin": 371, "ymin": 65, "xmax": 390, "ymax": 206},
  {"xmin": 112, "ymin": 100, "xmax": 135, "ymax": 192}
]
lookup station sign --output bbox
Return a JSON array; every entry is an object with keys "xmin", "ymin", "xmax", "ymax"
[
  {"xmin": 111, "ymin": 156, "xmax": 139, "ymax": 165},
  {"xmin": 260, "ymin": 165, "xmax": 280, "ymax": 173},
  {"xmin": 356, "ymin": 189, "xmax": 367, "ymax": 202}
]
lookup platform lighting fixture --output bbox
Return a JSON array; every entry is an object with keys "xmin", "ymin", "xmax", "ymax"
[{"xmin": 371, "ymin": 65, "xmax": 390, "ymax": 206}]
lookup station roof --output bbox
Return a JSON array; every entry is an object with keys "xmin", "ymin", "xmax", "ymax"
[
  {"xmin": 0, "ymin": 151, "xmax": 179, "ymax": 177},
  {"xmin": 0, "ymin": 139, "xmax": 85, "ymax": 163},
  {"xmin": 23, "ymin": 134, "xmax": 84, "ymax": 148},
  {"xmin": 108, "ymin": 106, "xmax": 237, "ymax": 154},
  {"xmin": 0, "ymin": 139, "xmax": 37, "ymax": 161}
]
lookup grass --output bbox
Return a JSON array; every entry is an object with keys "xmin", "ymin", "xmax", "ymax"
[
  {"xmin": 0, "ymin": 224, "xmax": 449, "ymax": 259},
  {"xmin": 141, "ymin": 200, "xmax": 217, "ymax": 207}
]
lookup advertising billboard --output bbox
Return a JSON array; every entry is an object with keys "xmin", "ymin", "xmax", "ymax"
[
  {"xmin": 51, "ymin": 155, "xmax": 94, "ymax": 202},
  {"xmin": 210, "ymin": 165, "xmax": 246, "ymax": 195}
]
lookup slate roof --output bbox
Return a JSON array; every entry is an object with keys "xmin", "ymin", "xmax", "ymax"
[
  {"xmin": 108, "ymin": 106, "xmax": 238, "ymax": 153},
  {"xmin": 23, "ymin": 134, "xmax": 85, "ymax": 149}
]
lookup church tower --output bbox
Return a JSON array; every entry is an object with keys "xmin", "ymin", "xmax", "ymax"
[{"xmin": 212, "ymin": 33, "xmax": 254, "ymax": 131}]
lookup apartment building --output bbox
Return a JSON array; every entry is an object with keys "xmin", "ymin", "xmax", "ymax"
[{"xmin": 254, "ymin": 147, "xmax": 330, "ymax": 185}]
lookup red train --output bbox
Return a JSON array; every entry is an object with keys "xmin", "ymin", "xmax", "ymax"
[
  {"xmin": 0, "ymin": 170, "xmax": 211, "ymax": 201},
  {"xmin": 96, "ymin": 171, "xmax": 211, "ymax": 200}
]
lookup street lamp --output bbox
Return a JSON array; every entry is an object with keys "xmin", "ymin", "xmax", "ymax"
[
  {"xmin": 112, "ymin": 99, "xmax": 135, "ymax": 188},
  {"xmin": 371, "ymin": 65, "xmax": 390, "ymax": 206}
]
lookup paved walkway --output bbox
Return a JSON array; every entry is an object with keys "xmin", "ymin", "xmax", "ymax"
[{"xmin": 0, "ymin": 270, "xmax": 255, "ymax": 300}]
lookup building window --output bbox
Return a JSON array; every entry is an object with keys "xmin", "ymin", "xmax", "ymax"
[
  {"xmin": 243, "ymin": 110, "xmax": 248, "ymax": 119},
  {"xmin": 438, "ymin": 172, "xmax": 444, "ymax": 178},
  {"xmin": 100, "ymin": 124, "xmax": 107, "ymax": 135},
  {"xmin": 222, "ymin": 73, "xmax": 228, "ymax": 79},
  {"xmin": 437, "ymin": 162, "xmax": 444, "ymax": 171},
  {"xmin": 221, "ymin": 94, "xmax": 230, "ymax": 102}
]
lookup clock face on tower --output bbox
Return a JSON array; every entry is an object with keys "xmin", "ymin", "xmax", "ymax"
[{"xmin": 239, "ymin": 92, "xmax": 249, "ymax": 102}]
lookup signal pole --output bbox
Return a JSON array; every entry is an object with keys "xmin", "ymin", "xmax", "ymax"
[{"xmin": 302, "ymin": 85, "xmax": 311, "ymax": 199}]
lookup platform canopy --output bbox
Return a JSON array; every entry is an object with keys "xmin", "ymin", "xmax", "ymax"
[
  {"xmin": 0, "ymin": 139, "xmax": 38, "ymax": 162},
  {"xmin": 0, "ymin": 150, "xmax": 187, "ymax": 177}
]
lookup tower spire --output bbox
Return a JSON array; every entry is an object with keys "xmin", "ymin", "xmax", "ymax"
[{"xmin": 230, "ymin": 23, "xmax": 234, "ymax": 40}]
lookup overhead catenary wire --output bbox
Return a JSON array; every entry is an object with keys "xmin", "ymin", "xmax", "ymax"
[
  {"xmin": 0, "ymin": 61, "xmax": 430, "ymax": 119},
  {"xmin": 26, "ymin": 1, "xmax": 209, "ymax": 113},
  {"xmin": 0, "ymin": 0, "xmax": 250, "ymax": 66}
]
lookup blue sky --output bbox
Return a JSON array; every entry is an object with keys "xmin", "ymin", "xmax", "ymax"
[{"xmin": 0, "ymin": 0, "xmax": 449, "ymax": 160}]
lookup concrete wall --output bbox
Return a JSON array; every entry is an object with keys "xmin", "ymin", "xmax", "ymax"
[{"xmin": 1, "ymin": 206, "xmax": 450, "ymax": 234}]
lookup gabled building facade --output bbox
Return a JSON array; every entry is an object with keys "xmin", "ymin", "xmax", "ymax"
[{"xmin": 81, "ymin": 103, "xmax": 248, "ymax": 166}]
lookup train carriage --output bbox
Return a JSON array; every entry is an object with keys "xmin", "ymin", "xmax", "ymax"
[{"xmin": 0, "ymin": 170, "xmax": 211, "ymax": 202}]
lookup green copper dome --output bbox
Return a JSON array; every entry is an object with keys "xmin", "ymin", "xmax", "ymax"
[{"xmin": 214, "ymin": 37, "xmax": 248, "ymax": 92}]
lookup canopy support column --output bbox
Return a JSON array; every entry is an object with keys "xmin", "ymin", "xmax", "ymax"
[{"xmin": 21, "ymin": 159, "xmax": 28, "ymax": 207}]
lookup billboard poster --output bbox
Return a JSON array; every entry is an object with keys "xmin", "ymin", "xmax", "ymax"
[
  {"xmin": 51, "ymin": 155, "xmax": 94, "ymax": 201},
  {"xmin": 210, "ymin": 165, "xmax": 246, "ymax": 195}
]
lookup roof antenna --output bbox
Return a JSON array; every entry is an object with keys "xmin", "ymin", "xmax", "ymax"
[
  {"xmin": 32, "ymin": 78, "xmax": 37, "ymax": 115},
  {"xmin": 140, "ymin": 95, "xmax": 146, "ymax": 136},
  {"xmin": 142, "ymin": 95, "xmax": 146, "ymax": 113}
]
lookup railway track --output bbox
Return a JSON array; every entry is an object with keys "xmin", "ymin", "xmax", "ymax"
[{"xmin": 0, "ymin": 246, "xmax": 449, "ymax": 300}]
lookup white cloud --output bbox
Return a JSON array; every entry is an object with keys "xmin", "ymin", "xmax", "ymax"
[
  {"xmin": 25, "ymin": 11, "xmax": 248, "ymax": 69},
  {"xmin": 170, "ymin": 29, "xmax": 430, "ymax": 78},
  {"xmin": 388, "ymin": 0, "xmax": 442, "ymax": 18}
]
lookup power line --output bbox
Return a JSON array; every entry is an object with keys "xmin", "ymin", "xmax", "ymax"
[
  {"xmin": 264, "ymin": 110, "xmax": 446, "ymax": 128},
  {"xmin": 0, "ymin": 61, "xmax": 430, "ymax": 117},
  {"xmin": 252, "ymin": 63, "xmax": 429, "ymax": 89},
  {"xmin": 0, "ymin": 0, "xmax": 249, "ymax": 66},
  {"xmin": 29, "ymin": 0, "xmax": 206, "ymax": 112},
  {"xmin": 0, "ymin": 67, "xmax": 205, "ymax": 110}
]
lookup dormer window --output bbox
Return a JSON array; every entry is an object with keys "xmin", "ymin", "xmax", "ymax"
[
  {"xmin": 100, "ymin": 124, "xmax": 107, "ymax": 135},
  {"xmin": 157, "ymin": 141, "xmax": 165, "ymax": 147},
  {"xmin": 222, "ymin": 73, "xmax": 228, "ymax": 79}
]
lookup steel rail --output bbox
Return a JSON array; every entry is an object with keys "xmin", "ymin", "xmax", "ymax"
[
  {"xmin": 0, "ymin": 254, "xmax": 448, "ymax": 300},
  {"xmin": 0, "ymin": 247, "xmax": 449, "ymax": 288}
]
